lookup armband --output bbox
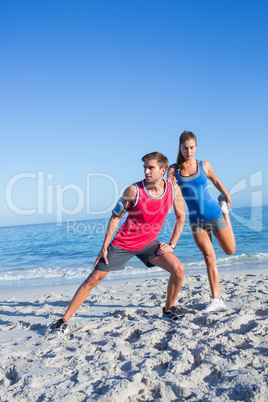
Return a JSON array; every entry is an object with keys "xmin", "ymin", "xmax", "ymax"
[{"xmin": 112, "ymin": 197, "xmax": 128, "ymax": 217}]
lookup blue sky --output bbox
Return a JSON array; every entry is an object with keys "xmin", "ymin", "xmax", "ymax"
[{"xmin": 1, "ymin": 0, "xmax": 268, "ymax": 226}]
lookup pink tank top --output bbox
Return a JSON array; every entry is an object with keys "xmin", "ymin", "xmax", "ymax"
[{"xmin": 112, "ymin": 180, "xmax": 174, "ymax": 251}]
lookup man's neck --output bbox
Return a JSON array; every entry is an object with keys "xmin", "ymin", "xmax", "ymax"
[{"xmin": 144, "ymin": 178, "xmax": 165, "ymax": 197}]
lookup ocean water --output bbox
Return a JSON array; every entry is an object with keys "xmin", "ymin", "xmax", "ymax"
[{"xmin": 0, "ymin": 206, "xmax": 267, "ymax": 288}]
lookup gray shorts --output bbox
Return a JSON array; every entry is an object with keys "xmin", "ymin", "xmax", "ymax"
[
  {"xmin": 190, "ymin": 214, "xmax": 227, "ymax": 233},
  {"xmin": 95, "ymin": 241, "xmax": 160, "ymax": 272}
]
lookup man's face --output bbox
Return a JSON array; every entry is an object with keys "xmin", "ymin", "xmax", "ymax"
[{"xmin": 143, "ymin": 159, "xmax": 166, "ymax": 183}]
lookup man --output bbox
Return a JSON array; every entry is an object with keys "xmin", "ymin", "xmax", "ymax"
[{"xmin": 52, "ymin": 152, "xmax": 185, "ymax": 332}]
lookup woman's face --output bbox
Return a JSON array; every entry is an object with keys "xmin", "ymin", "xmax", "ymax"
[{"xmin": 180, "ymin": 139, "xmax": 197, "ymax": 160}]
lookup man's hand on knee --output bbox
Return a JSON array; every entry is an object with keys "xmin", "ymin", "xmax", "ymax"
[{"xmin": 156, "ymin": 242, "xmax": 175, "ymax": 256}]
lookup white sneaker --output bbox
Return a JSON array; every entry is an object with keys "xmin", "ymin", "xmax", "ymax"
[
  {"xmin": 218, "ymin": 194, "xmax": 229, "ymax": 215},
  {"xmin": 202, "ymin": 298, "xmax": 225, "ymax": 312}
]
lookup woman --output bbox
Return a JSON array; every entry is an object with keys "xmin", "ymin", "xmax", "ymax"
[{"xmin": 168, "ymin": 130, "xmax": 236, "ymax": 311}]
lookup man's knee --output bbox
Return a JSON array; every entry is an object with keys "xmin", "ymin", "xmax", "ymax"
[
  {"xmin": 83, "ymin": 270, "xmax": 106, "ymax": 290},
  {"xmin": 171, "ymin": 261, "xmax": 184, "ymax": 279}
]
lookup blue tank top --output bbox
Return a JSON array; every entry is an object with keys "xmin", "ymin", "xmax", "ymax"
[{"xmin": 174, "ymin": 160, "xmax": 222, "ymax": 222}]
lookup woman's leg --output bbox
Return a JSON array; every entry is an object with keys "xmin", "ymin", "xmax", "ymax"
[
  {"xmin": 224, "ymin": 213, "xmax": 236, "ymax": 243},
  {"xmin": 213, "ymin": 216, "xmax": 236, "ymax": 255},
  {"xmin": 192, "ymin": 229, "xmax": 220, "ymax": 299}
]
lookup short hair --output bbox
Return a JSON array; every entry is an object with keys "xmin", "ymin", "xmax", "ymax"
[{"xmin": 142, "ymin": 152, "xmax": 169, "ymax": 169}]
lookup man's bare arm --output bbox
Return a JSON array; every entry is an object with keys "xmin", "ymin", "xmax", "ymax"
[
  {"xmin": 157, "ymin": 183, "xmax": 186, "ymax": 255},
  {"xmin": 94, "ymin": 185, "xmax": 137, "ymax": 267}
]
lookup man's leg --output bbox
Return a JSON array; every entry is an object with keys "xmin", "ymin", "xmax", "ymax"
[
  {"xmin": 149, "ymin": 253, "xmax": 184, "ymax": 310},
  {"xmin": 63, "ymin": 269, "xmax": 108, "ymax": 323},
  {"xmin": 58, "ymin": 244, "xmax": 134, "ymax": 327}
]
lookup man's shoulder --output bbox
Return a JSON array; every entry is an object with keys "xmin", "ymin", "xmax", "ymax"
[
  {"xmin": 164, "ymin": 179, "xmax": 173, "ymax": 190},
  {"xmin": 134, "ymin": 180, "xmax": 143, "ymax": 187},
  {"xmin": 123, "ymin": 183, "xmax": 139, "ymax": 199}
]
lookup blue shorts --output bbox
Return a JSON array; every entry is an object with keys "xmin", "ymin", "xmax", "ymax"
[
  {"xmin": 95, "ymin": 241, "xmax": 160, "ymax": 272},
  {"xmin": 190, "ymin": 214, "xmax": 227, "ymax": 233}
]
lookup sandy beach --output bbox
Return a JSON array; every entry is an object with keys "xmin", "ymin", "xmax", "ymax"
[{"xmin": 0, "ymin": 273, "xmax": 267, "ymax": 401}]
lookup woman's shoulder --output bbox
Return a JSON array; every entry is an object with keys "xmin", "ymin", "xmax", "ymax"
[
  {"xmin": 167, "ymin": 163, "xmax": 177, "ymax": 176},
  {"xmin": 202, "ymin": 160, "xmax": 211, "ymax": 169},
  {"xmin": 202, "ymin": 160, "xmax": 214, "ymax": 177}
]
